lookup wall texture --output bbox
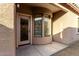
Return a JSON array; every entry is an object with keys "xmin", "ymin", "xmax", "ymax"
[
  {"xmin": 0, "ymin": 4, "xmax": 15, "ymax": 56},
  {"xmin": 53, "ymin": 7, "xmax": 79, "ymax": 45}
]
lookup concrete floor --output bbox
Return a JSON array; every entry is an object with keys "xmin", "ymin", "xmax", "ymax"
[
  {"xmin": 16, "ymin": 42, "xmax": 68, "ymax": 56},
  {"xmin": 52, "ymin": 41, "xmax": 79, "ymax": 56}
]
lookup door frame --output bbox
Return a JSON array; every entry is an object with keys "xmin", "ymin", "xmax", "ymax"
[{"xmin": 16, "ymin": 13, "xmax": 32, "ymax": 47}]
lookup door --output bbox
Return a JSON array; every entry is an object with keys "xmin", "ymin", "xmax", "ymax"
[{"xmin": 17, "ymin": 14, "xmax": 32, "ymax": 45}]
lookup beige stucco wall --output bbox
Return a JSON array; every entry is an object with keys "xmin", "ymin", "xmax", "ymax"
[
  {"xmin": 0, "ymin": 4, "xmax": 15, "ymax": 56},
  {"xmin": 53, "ymin": 6, "xmax": 79, "ymax": 45}
]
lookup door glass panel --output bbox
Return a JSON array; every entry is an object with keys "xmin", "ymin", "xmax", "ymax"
[{"xmin": 20, "ymin": 18, "xmax": 28, "ymax": 41}]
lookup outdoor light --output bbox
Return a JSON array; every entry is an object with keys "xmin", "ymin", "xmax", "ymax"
[{"xmin": 17, "ymin": 4, "xmax": 20, "ymax": 8}]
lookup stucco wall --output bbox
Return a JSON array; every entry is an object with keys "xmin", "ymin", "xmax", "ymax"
[
  {"xmin": 53, "ymin": 8, "xmax": 79, "ymax": 45},
  {"xmin": 0, "ymin": 4, "xmax": 15, "ymax": 56}
]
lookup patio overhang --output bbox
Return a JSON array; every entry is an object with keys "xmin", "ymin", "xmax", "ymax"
[
  {"xmin": 16, "ymin": 3, "xmax": 64, "ymax": 14},
  {"xmin": 59, "ymin": 3, "xmax": 79, "ymax": 16}
]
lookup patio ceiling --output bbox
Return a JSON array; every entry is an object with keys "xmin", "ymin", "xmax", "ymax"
[{"xmin": 23, "ymin": 3, "xmax": 62, "ymax": 13}]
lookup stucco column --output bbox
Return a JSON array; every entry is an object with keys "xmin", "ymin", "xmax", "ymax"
[{"xmin": 0, "ymin": 3, "xmax": 15, "ymax": 56}]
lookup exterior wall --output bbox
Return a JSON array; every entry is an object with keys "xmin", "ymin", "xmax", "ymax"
[
  {"xmin": 0, "ymin": 4, "xmax": 15, "ymax": 55},
  {"xmin": 53, "ymin": 7, "xmax": 79, "ymax": 45}
]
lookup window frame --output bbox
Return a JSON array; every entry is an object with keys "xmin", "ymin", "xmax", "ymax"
[
  {"xmin": 43, "ymin": 14, "xmax": 52, "ymax": 37},
  {"xmin": 34, "ymin": 14, "xmax": 43, "ymax": 37},
  {"xmin": 33, "ymin": 14, "xmax": 52, "ymax": 37}
]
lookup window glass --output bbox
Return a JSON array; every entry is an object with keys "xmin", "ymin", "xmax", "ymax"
[
  {"xmin": 44, "ymin": 17, "xmax": 51, "ymax": 36},
  {"xmin": 34, "ymin": 17, "xmax": 42, "ymax": 37}
]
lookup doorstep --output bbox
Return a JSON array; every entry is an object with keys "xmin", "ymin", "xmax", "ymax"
[{"xmin": 16, "ymin": 42, "xmax": 68, "ymax": 56}]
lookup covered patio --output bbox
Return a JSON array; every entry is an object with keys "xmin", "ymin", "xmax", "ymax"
[{"xmin": 16, "ymin": 3, "xmax": 68, "ymax": 56}]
